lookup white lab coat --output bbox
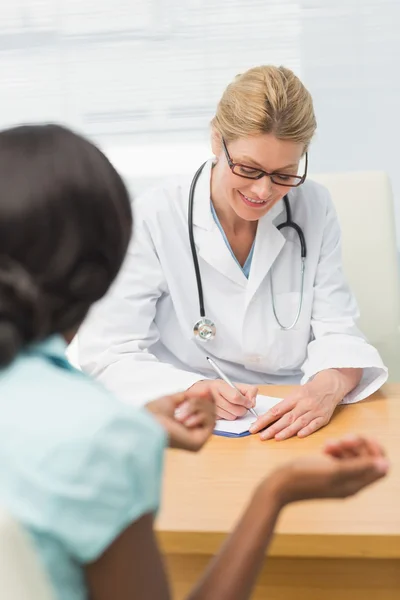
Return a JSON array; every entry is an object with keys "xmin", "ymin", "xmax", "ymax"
[{"xmin": 78, "ymin": 159, "xmax": 387, "ymax": 405}]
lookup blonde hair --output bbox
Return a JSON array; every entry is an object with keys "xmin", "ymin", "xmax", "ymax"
[{"xmin": 211, "ymin": 65, "xmax": 316, "ymax": 150}]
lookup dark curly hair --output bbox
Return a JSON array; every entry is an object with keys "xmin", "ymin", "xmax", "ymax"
[{"xmin": 0, "ymin": 123, "xmax": 132, "ymax": 366}]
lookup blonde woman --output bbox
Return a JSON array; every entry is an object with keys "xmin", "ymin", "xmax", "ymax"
[{"xmin": 79, "ymin": 65, "xmax": 387, "ymax": 441}]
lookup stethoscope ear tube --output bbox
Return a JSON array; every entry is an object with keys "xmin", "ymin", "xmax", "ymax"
[
  {"xmin": 271, "ymin": 195, "xmax": 307, "ymax": 329},
  {"xmin": 188, "ymin": 162, "xmax": 217, "ymax": 341},
  {"xmin": 188, "ymin": 162, "xmax": 208, "ymax": 318}
]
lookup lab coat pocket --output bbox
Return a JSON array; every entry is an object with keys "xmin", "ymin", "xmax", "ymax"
[{"xmin": 272, "ymin": 291, "xmax": 312, "ymax": 370}]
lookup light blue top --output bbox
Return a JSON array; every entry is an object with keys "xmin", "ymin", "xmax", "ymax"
[
  {"xmin": 210, "ymin": 201, "xmax": 254, "ymax": 278},
  {"xmin": 0, "ymin": 335, "xmax": 166, "ymax": 600}
]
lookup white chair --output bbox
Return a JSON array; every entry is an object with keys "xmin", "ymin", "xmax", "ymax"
[
  {"xmin": 0, "ymin": 509, "xmax": 54, "ymax": 600},
  {"xmin": 311, "ymin": 171, "xmax": 400, "ymax": 380}
]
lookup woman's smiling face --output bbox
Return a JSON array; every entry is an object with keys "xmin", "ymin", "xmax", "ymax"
[{"xmin": 211, "ymin": 133, "xmax": 305, "ymax": 222}]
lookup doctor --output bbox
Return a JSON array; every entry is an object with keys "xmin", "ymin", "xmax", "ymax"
[{"xmin": 79, "ymin": 65, "xmax": 387, "ymax": 441}]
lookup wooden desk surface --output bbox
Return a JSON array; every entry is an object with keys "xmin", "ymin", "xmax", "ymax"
[{"xmin": 157, "ymin": 384, "xmax": 400, "ymax": 559}]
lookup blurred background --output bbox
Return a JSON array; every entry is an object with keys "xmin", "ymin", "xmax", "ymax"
[{"xmin": 1, "ymin": 0, "xmax": 399, "ymax": 237}]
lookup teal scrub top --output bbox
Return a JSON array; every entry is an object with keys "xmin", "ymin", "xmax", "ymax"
[{"xmin": 0, "ymin": 335, "xmax": 167, "ymax": 600}]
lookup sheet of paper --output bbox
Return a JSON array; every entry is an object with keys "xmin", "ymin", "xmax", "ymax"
[{"xmin": 214, "ymin": 394, "xmax": 282, "ymax": 435}]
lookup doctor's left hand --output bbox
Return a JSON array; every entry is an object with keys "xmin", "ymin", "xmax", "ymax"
[
  {"xmin": 249, "ymin": 370, "xmax": 347, "ymax": 441},
  {"xmin": 145, "ymin": 389, "xmax": 216, "ymax": 452}
]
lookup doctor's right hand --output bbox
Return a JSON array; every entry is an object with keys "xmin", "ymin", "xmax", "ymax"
[{"xmin": 188, "ymin": 380, "xmax": 258, "ymax": 420}]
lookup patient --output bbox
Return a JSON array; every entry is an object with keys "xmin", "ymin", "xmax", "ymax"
[{"xmin": 0, "ymin": 124, "xmax": 388, "ymax": 600}]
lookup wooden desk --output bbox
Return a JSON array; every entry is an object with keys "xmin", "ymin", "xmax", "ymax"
[{"xmin": 157, "ymin": 384, "xmax": 400, "ymax": 599}]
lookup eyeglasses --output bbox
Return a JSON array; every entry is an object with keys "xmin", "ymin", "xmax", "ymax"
[{"xmin": 222, "ymin": 138, "xmax": 308, "ymax": 188}]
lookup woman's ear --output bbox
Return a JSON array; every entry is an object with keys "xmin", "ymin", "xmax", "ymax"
[{"xmin": 210, "ymin": 127, "xmax": 222, "ymax": 157}]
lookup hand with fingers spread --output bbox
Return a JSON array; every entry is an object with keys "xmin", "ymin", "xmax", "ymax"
[
  {"xmin": 188, "ymin": 379, "xmax": 258, "ymax": 420},
  {"xmin": 250, "ymin": 368, "xmax": 362, "ymax": 441},
  {"xmin": 249, "ymin": 384, "xmax": 337, "ymax": 441},
  {"xmin": 145, "ymin": 388, "xmax": 215, "ymax": 452},
  {"xmin": 265, "ymin": 435, "xmax": 389, "ymax": 503}
]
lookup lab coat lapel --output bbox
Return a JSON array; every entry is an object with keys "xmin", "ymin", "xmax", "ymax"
[
  {"xmin": 192, "ymin": 160, "xmax": 247, "ymax": 288},
  {"xmin": 245, "ymin": 201, "xmax": 286, "ymax": 308}
]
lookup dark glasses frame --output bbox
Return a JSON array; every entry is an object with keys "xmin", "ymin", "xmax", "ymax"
[{"xmin": 222, "ymin": 138, "xmax": 308, "ymax": 187}]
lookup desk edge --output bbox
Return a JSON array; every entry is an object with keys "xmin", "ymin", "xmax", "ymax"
[{"xmin": 157, "ymin": 531, "xmax": 400, "ymax": 559}]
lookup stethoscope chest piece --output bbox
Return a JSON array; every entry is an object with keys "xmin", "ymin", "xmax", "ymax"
[{"xmin": 193, "ymin": 317, "xmax": 216, "ymax": 342}]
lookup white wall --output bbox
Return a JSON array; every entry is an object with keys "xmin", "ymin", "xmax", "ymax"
[
  {"xmin": 0, "ymin": 0, "xmax": 399, "ymax": 238},
  {"xmin": 300, "ymin": 1, "xmax": 400, "ymax": 241}
]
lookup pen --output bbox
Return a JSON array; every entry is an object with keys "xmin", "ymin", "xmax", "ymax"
[{"xmin": 206, "ymin": 356, "xmax": 258, "ymax": 418}]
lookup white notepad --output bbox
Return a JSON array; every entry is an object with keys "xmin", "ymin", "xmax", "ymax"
[{"xmin": 214, "ymin": 394, "xmax": 282, "ymax": 436}]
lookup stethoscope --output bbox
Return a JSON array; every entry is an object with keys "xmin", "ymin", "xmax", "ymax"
[{"xmin": 188, "ymin": 162, "xmax": 307, "ymax": 342}]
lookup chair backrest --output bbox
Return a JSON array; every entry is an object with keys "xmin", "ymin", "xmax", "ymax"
[
  {"xmin": 0, "ymin": 509, "xmax": 54, "ymax": 600},
  {"xmin": 310, "ymin": 171, "xmax": 400, "ymax": 378}
]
